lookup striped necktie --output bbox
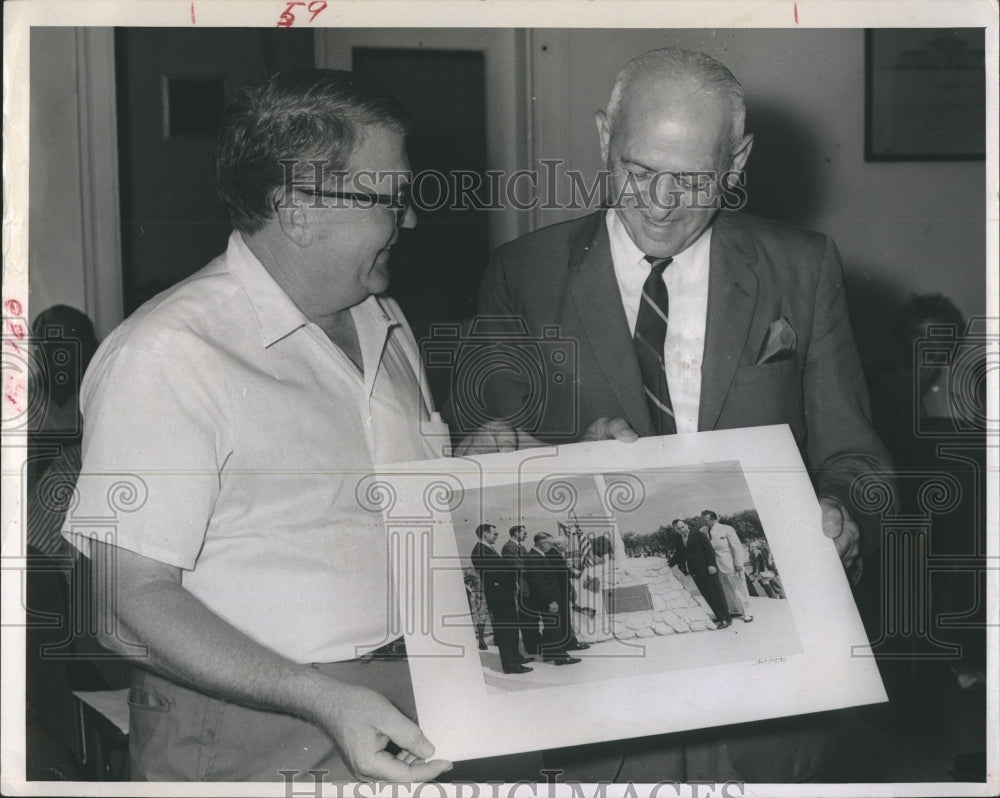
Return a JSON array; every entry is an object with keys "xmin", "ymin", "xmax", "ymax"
[{"xmin": 634, "ymin": 255, "xmax": 677, "ymax": 435}]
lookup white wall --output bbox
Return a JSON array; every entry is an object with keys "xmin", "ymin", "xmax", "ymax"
[
  {"xmin": 29, "ymin": 28, "xmax": 88, "ymax": 323},
  {"xmin": 29, "ymin": 28, "xmax": 122, "ymax": 339},
  {"xmin": 529, "ymin": 29, "xmax": 986, "ymax": 362}
]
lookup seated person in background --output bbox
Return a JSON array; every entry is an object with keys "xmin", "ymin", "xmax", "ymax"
[
  {"xmin": 871, "ymin": 293, "xmax": 974, "ymax": 447},
  {"xmin": 27, "ymin": 306, "xmax": 98, "ymax": 492},
  {"xmin": 28, "ymin": 305, "xmax": 98, "ymax": 437},
  {"xmin": 869, "ymin": 293, "xmax": 986, "ymax": 692},
  {"xmin": 746, "ymin": 539, "xmax": 784, "ymax": 598}
]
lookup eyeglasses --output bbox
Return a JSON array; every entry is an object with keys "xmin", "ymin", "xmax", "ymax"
[{"xmin": 280, "ymin": 185, "xmax": 412, "ymax": 228}]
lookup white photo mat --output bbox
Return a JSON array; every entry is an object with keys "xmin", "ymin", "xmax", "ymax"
[{"xmin": 374, "ymin": 425, "xmax": 887, "ymax": 763}]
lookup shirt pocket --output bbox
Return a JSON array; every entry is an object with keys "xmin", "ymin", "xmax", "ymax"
[{"xmin": 128, "ymin": 684, "xmax": 170, "ymax": 711}]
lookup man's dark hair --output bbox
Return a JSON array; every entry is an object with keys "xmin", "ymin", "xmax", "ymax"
[
  {"xmin": 534, "ymin": 532, "xmax": 552, "ymax": 546},
  {"xmin": 701, "ymin": 510, "xmax": 718, "ymax": 520},
  {"xmin": 508, "ymin": 525, "xmax": 524, "ymax": 537},
  {"xmin": 475, "ymin": 524, "xmax": 495, "ymax": 540},
  {"xmin": 31, "ymin": 305, "xmax": 99, "ymax": 404},
  {"xmin": 213, "ymin": 68, "xmax": 410, "ymax": 234},
  {"xmin": 893, "ymin": 293, "xmax": 966, "ymax": 352}
]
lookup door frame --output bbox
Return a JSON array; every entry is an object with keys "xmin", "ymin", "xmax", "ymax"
[{"xmin": 315, "ymin": 28, "xmax": 532, "ymax": 250}]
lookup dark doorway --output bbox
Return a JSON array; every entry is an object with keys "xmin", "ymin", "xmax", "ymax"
[
  {"xmin": 115, "ymin": 28, "xmax": 314, "ymax": 314},
  {"xmin": 353, "ymin": 47, "xmax": 489, "ymax": 334}
]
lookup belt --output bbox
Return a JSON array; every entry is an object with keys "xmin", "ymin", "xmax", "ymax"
[{"xmin": 358, "ymin": 637, "xmax": 407, "ymax": 662}]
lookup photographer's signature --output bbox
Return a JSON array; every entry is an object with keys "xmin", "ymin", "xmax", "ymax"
[{"xmin": 754, "ymin": 656, "xmax": 787, "ymax": 665}]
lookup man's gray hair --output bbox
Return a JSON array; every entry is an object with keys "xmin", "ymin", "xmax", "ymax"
[
  {"xmin": 213, "ymin": 68, "xmax": 410, "ymax": 234},
  {"xmin": 605, "ymin": 48, "xmax": 746, "ymax": 158}
]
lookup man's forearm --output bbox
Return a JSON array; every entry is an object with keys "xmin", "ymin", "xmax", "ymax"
[
  {"xmin": 93, "ymin": 542, "xmax": 325, "ymax": 724},
  {"xmin": 90, "ymin": 540, "xmax": 450, "ymax": 782}
]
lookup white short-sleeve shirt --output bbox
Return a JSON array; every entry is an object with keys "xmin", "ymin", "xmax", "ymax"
[{"xmin": 65, "ymin": 232, "xmax": 439, "ymax": 664}]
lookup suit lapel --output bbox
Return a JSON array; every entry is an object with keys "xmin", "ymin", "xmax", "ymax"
[
  {"xmin": 568, "ymin": 212, "xmax": 654, "ymax": 436},
  {"xmin": 699, "ymin": 213, "xmax": 759, "ymax": 430}
]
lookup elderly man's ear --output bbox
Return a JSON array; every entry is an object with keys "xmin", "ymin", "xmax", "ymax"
[
  {"xmin": 595, "ymin": 110, "xmax": 611, "ymax": 163},
  {"xmin": 730, "ymin": 133, "xmax": 754, "ymax": 173},
  {"xmin": 273, "ymin": 197, "xmax": 314, "ymax": 247}
]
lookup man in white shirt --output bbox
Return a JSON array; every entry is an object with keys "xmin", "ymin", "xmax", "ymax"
[{"xmin": 63, "ymin": 69, "xmax": 451, "ymax": 783}]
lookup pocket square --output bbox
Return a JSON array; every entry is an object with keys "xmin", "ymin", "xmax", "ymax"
[{"xmin": 756, "ymin": 316, "xmax": 797, "ymax": 364}]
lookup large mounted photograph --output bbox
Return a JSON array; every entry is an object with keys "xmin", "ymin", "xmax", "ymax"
[{"xmin": 374, "ymin": 426, "xmax": 885, "ymax": 763}]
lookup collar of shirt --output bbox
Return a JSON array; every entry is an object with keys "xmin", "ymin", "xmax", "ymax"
[
  {"xmin": 605, "ymin": 209, "xmax": 713, "ymax": 332},
  {"xmin": 225, "ymin": 231, "xmax": 400, "ymax": 358},
  {"xmin": 225, "ymin": 231, "xmax": 310, "ymax": 348},
  {"xmin": 605, "ymin": 209, "xmax": 712, "ymax": 434}
]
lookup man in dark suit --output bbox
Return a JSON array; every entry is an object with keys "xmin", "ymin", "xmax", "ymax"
[
  {"xmin": 674, "ymin": 519, "xmax": 730, "ymax": 628},
  {"xmin": 470, "ymin": 523, "xmax": 532, "ymax": 675},
  {"xmin": 468, "ymin": 48, "xmax": 891, "ymax": 580},
  {"xmin": 546, "ymin": 533, "xmax": 591, "ymax": 654},
  {"xmin": 461, "ymin": 47, "xmax": 894, "ymax": 782},
  {"xmin": 523, "ymin": 533, "xmax": 581, "ymax": 665},
  {"xmin": 501, "ymin": 525, "xmax": 540, "ymax": 656}
]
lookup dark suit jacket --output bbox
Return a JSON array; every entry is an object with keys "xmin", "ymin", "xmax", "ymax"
[
  {"xmin": 684, "ymin": 529, "xmax": 718, "ymax": 578},
  {"xmin": 500, "ymin": 538, "xmax": 527, "ymax": 564},
  {"xmin": 501, "ymin": 538, "xmax": 530, "ymax": 595},
  {"xmin": 523, "ymin": 548, "xmax": 564, "ymax": 612},
  {"xmin": 474, "ymin": 210, "xmax": 893, "ymax": 544},
  {"xmin": 470, "ymin": 542, "xmax": 516, "ymax": 601}
]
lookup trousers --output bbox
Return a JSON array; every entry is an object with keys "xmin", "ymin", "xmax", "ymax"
[{"xmin": 128, "ymin": 657, "xmax": 414, "ymax": 782}]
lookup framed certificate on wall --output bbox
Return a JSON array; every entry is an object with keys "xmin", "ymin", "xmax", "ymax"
[{"xmin": 865, "ymin": 28, "xmax": 986, "ymax": 161}]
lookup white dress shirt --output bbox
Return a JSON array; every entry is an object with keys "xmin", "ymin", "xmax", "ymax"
[{"xmin": 606, "ymin": 210, "xmax": 712, "ymax": 433}]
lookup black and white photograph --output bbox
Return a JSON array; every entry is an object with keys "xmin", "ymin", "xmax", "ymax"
[
  {"xmin": 1, "ymin": 0, "xmax": 996, "ymax": 794},
  {"xmin": 453, "ymin": 463, "xmax": 800, "ymax": 691}
]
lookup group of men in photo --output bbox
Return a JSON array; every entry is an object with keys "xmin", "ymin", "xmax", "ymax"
[{"xmin": 469, "ymin": 524, "xmax": 590, "ymax": 673}]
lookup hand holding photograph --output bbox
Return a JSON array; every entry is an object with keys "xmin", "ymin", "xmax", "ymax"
[{"xmin": 371, "ymin": 425, "xmax": 887, "ymax": 763}]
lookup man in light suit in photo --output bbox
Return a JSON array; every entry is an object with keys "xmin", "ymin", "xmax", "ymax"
[{"xmin": 462, "ymin": 47, "xmax": 894, "ymax": 782}]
